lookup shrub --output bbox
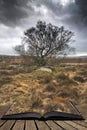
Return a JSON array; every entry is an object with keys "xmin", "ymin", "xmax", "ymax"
[
  {"xmin": 58, "ymin": 91, "xmax": 70, "ymax": 98},
  {"xmin": 71, "ymin": 89, "xmax": 79, "ymax": 99},
  {"xmin": 58, "ymin": 89, "xmax": 79, "ymax": 99},
  {"xmin": 31, "ymin": 97, "xmax": 43, "ymax": 109},
  {"xmin": 22, "ymin": 65, "xmax": 37, "ymax": 73},
  {"xmin": 0, "ymin": 77, "xmax": 12, "ymax": 86},
  {"xmin": 0, "ymin": 70, "xmax": 10, "ymax": 75},
  {"xmin": 33, "ymin": 71, "xmax": 53, "ymax": 84},
  {"xmin": 73, "ymin": 76, "xmax": 85, "ymax": 83},
  {"xmin": 44, "ymin": 103, "xmax": 58, "ymax": 112},
  {"xmin": 64, "ymin": 66, "xmax": 76, "ymax": 71},
  {"xmin": 78, "ymin": 71, "xmax": 87, "ymax": 76},
  {"xmin": 56, "ymin": 73, "xmax": 77, "ymax": 86},
  {"xmin": 39, "ymin": 75, "xmax": 52, "ymax": 84},
  {"xmin": 44, "ymin": 83, "xmax": 56, "ymax": 92},
  {"xmin": 61, "ymin": 79, "xmax": 77, "ymax": 86},
  {"xmin": 56, "ymin": 73, "xmax": 69, "ymax": 80}
]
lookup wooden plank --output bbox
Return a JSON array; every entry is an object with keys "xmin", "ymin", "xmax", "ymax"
[
  {"xmin": 35, "ymin": 120, "xmax": 50, "ymax": 130},
  {"xmin": 25, "ymin": 120, "xmax": 37, "ymax": 130},
  {"xmin": 73, "ymin": 121, "xmax": 87, "ymax": 128},
  {"xmin": 0, "ymin": 120, "xmax": 15, "ymax": 130},
  {"xmin": 0, "ymin": 105, "xmax": 10, "ymax": 118},
  {"xmin": 65, "ymin": 121, "xmax": 87, "ymax": 130},
  {"xmin": 46, "ymin": 121, "xmax": 63, "ymax": 130},
  {"xmin": 0, "ymin": 120, "xmax": 6, "ymax": 127},
  {"xmin": 55, "ymin": 121, "xmax": 77, "ymax": 130},
  {"xmin": 12, "ymin": 120, "xmax": 24, "ymax": 130}
]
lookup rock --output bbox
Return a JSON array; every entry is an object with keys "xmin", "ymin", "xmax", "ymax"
[{"xmin": 38, "ymin": 67, "xmax": 52, "ymax": 72}]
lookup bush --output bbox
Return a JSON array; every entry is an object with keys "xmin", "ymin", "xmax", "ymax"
[
  {"xmin": 0, "ymin": 70, "xmax": 10, "ymax": 75},
  {"xmin": 44, "ymin": 103, "xmax": 58, "ymax": 112},
  {"xmin": 39, "ymin": 75, "xmax": 52, "ymax": 84},
  {"xmin": 44, "ymin": 83, "xmax": 56, "ymax": 92},
  {"xmin": 58, "ymin": 91, "xmax": 70, "ymax": 98},
  {"xmin": 56, "ymin": 73, "xmax": 69, "ymax": 80},
  {"xmin": 58, "ymin": 89, "xmax": 79, "ymax": 99},
  {"xmin": 64, "ymin": 79, "xmax": 76, "ymax": 86},
  {"xmin": 33, "ymin": 71, "xmax": 53, "ymax": 84},
  {"xmin": 0, "ymin": 77, "xmax": 12, "ymax": 86},
  {"xmin": 73, "ymin": 76, "xmax": 85, "ymax": 83},
  {"xmin": 31, "ymin": 97, "xmax": 43, "ymax": 109},
  {"xmin": 64, "ymin": 66, "xmax": 76, "ymax": 71},
  {"xmin": 71, "ymin": 89, "xmax": 79, "ymax": 99},
  {"xmin": 78, "ymin": 71, "xmax": 87, "ymax": 76},
  {"xmin": 56, "ymin": 73, "xmax": 77, "ymax": 86}
]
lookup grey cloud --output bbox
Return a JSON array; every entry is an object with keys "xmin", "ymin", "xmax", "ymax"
[
  {"xmin": 0, "ymin": 0, "xmax": 87, "ymax": 56},
  {"xmin": 0, "ymin": 0, "xmax": 34, "ymax": 27},
  {"xmin": 0, "ymin": 0, "xmax": 87, "ymax": 28},
  {"xmin": 32, "ymin": 0, "xmax": 87, "ymax": 29},
  {"xmin": 62, "ymin": 0, "xmax": 87, "ymax": 28},
  {"xmin": 75, "ymin": 0, "xmax": 87, "ymax": 25},
  {"xmin": 33, "ymin": 0, "xmax": 63, "ymax": 17}
]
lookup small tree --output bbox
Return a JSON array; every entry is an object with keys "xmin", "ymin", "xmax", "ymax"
[{"xmin": 14, "ymin": 21, "xmax": 74, "ymax": 66}]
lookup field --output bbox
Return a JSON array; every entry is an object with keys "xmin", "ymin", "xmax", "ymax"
[{"xmin": 0, "ymin": 56, "xmax": 87, "ymax": 116}]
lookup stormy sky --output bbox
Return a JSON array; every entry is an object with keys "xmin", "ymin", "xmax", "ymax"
[{"xmin": 0, "ymin": 0, "xmax": 87, "ymax": 56}]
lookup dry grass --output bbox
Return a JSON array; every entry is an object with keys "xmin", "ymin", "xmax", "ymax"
[{"xmin": 0, "ymin": 56, "xmax": 87, "ymax": 114}]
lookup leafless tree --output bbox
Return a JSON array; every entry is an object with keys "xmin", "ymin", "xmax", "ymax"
[{"xmin": 14, "ymin": 21, "xmax": 75, "ymax": 66}]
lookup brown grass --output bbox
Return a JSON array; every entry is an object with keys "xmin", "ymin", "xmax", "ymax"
[{"xmin": 0, "ymin": 56, "xmax": 87, "ymax": 114}]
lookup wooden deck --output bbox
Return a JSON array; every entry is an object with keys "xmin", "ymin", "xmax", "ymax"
[{"xmin": 0, "ymin": 106, "xmax": 87, "ymax": 130}]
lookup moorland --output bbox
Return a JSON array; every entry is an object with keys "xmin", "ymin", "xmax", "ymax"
[{"xmin": 0, "ymin": 55, "xmax": 87, "ymax": 115}]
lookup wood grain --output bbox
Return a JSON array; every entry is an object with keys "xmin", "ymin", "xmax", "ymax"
[
  {"xmin": 65, "ymin": 121, "xmax": 87, "ymax": 130},
  {"xmin": 0, "ymin": 120, "xmax": 15, "ymax": 130},
  {"xmin": 12, "ymin": 120, "xmax": 24, "ymax": 130},
  {"xmin": 36, "ymin": 120, "xmax": 50, "ymax": 130},
  {"xmin": 46, "ymin": 120, "xmax": 63, "ymax": 130},
  {"xmin": 25, "ymin": 120, "xmax": 37, "ymax": 130},
  {"xmin": 55, "ymin": 121, "xmax": 77, "ymax": 130}
]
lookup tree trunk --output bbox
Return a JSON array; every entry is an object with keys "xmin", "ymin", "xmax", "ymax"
[{"xmin": 35, "ymin": 56, "xmax": 46, "ymax": 66}]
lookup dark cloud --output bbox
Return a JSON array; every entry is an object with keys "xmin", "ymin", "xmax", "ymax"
[
  {"xmin": 0, "ymin": 0, "xmax": 34, "ymax": 27},
  {"xmin": 75, "ymin": 0, "xmax": 87, "ymax": 24},
  {"xmin": 36, "ymin": 0, "xmax": 63, "ymax": 15},
  {"xmin": 0, "ymin": 0, "xmax": 64, "ymax": 27},
  {"xmin": 0, "ymin": 0, "xmax": 87, "ymax": 28},
  {"xmin": 32, "ymin": 0, "xmax": 87, "ymax": 29},
  {"xmin": 62, "ymin": 0, "xmax": 87, "ymax": 28},
  {"xmin": 0, "ymin": 0, "xmax": 87, "ymax": 55}
]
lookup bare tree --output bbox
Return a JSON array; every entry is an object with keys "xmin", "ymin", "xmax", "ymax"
[{"xmin": 14, "ymin": 21, "xmax": 75, "ymax": 66}]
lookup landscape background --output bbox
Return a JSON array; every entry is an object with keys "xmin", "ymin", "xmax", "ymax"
[
  {"xmin": 0, "ymin": 0, "xmax": 87, "ymax": 119},
  {"xmin": 0, "ymin": 55, "xmax": 87, "ymax": 117}
]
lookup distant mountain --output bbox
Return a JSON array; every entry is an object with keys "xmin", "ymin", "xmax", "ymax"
[{"xmin": 79, "ymin": 56, "xmax": 87, "ymax": 58}]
